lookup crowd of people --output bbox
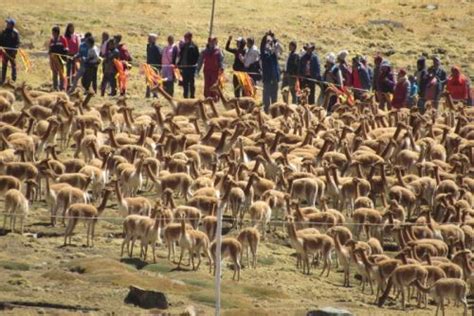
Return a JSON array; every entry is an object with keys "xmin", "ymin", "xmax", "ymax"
[{"xmin": 0, "ymin": 18, "xmax": 472, "ymax": 112}]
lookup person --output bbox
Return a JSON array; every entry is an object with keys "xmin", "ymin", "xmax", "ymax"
[
  {"xmin": 100, "ymin": 32, "xmax": 110, "ymax": 57},
  {"xmin": 336, "ymin": 50, "xmax": 352, "ymax": 87},
  {"xmin": 372, "ymin": 55, "xmax": 383, "ymax": 93},
  {"xmin": 82, "ymin": 36, "xmax": 100, "ymax": 92},
  {"xmin": 177, "ymin": 32, "xmax": 199, "ymax": 98},
  {"xmin": 415, "ymin": 56, "xmax": 429, "ymax": 112},
  {"xmin": 197, "ymin": 37, "xmax": 224, "ymax": 101},
  {"xmin": 391, "ymin": 68, "xmax": 410, "ymax": 109},
  {"xmin": 64, "ymin": 23, "xmax": 80, "ymax": 88},
  {"xmin": 0, "ymin": 18, "xmax": 20, "ymax": 84},
  {"xmin": 69, "ymin": 32, "xmax": 92, "ymax": 93},
  {"xmin": 260, "ymin": 31, "xmax": 281, "ymax": 112},
  {"xmin": 243, "ymin": 37, "xmax": 261, "ymax": 83},
  {"xmin": 225, "ymin": 36, "xmax": 246, "ymax": 97},
  {"xmin": 427, "ymin": 56, "xmax": 447, "ymax": 108},
  {"xmin": 114, "ymin": 34, "xmax": 132, "ymax": 95},
  {"xmin": 361, "ymin": 56, "xmax": 373, "ymax": 89},
  {"xmin": 298, "ymin": 43, "xmax": 321, "ymax": 105},
  {"xmin": 320, "ymin": 52, "xmax": 343, "ymax": 112},
  {"xmin": 145, "ymin": 33, "xmax": 161, "ymax": 98},
  {"xmin": 351, "ymin": 55, "xmax": 371, "ymax": 99},
  {"xmin": 48, "ymin": 26, "xmax": 69, "ymax": 91},
  {"xmin": 446, "ymin": 66, "xmax": 471, "ymax": 104},
  {"xmin": 100, "ymin": 39, "xmax": 119, "ymax": 96},
  {"xmin": 408, "ymin": 75, "xmax": 418, "ymax": 107},
  {"xmin": 376, "ymin": 60, "xmax": 395, "ymax": 110},
  {"xmin": 161, "ymin": 35, "xmax": 178, "ymax": 96},
  {"xmin": 282, "ymin": 41, "xmax": 300, "ymax": 104}
]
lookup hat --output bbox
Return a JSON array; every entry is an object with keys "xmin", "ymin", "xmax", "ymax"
[
  {"xmin": 236, "ymin": 37, "xmax": 245, "ymax": 43},
  {"xmin": 337, "ymin": 50, "xmax": 349, "ymax": 61},
  {"xmin": 148, "ymin": 33, "xmax": 157, "ymax": 38},
  {"xmin": 326, "ymin": 52, "xmax": 336, "ymax": 64},
  {"xmin": 381, "ymin": 60, "xmax": 391, "ymax": 68},
  {"xmin": 5, "ymin": 18, "xmax": 16, "ymax": 25},
  {"xmin": 432, "ymin": 55, "xmax": 441, "ymax": 63},
  {"xmin": 304, "ymin": 42, "xmax": 315, "ymax": 50}
]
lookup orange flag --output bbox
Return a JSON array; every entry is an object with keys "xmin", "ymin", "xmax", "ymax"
[
  {"xmin": 173, "ymin": 65, "xmax": 183, "ymax": 82},
  {"xmin": 141, "ymin": 63, "xmax": 164, "ymax": 87},
  {"xmin": 113, "ymin": 59, "xmax": 127, "ymax": 93}
]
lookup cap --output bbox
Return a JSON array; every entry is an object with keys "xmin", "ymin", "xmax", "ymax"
[
  {"xmin": 326, "ymin": 52, "xmax": 336, "ymax": 64},
  {"xmin": 5, "ymin": 18, "xmax": 16, "ymax": 25},
  {"xmin": 235, "ymin": 37, "xmax": 245, "ymax": 43}
]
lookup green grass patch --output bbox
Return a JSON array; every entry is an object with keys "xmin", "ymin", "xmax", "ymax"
[
  {"xmin": 0, "ymin": 260, "xmax": 30, "ymax": 271},
  {"xmin": 143, "ymin": 262, "xmax": 172, "ymax": 274},
  {"xmin": 180, "ymin": 278, "xmax": 212, "ymax": 288},
  {"xmin": 242, "ymin": 285, "xmax": 289, "ymax": 300},
  {"xmin": 257, "ymin": 256, "xmax": 276, "ymax": 266}
]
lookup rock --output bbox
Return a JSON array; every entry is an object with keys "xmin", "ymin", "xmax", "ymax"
[
  {"xmin": 124, "ymin": 285, "xmax": 168, "ymax": 309},
  {"xmin": 307, "ymin": 307, "xmax": 353, "ymax": 316}
]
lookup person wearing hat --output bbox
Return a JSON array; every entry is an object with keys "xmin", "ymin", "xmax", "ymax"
[
  {"xmin": 145, "ymin": 33, "xmax": 161, "ymax": 98},
  {"xmin": 282, "ymin": 40, "xmax": 300, "ymax": 104},
  {"xmin": 225, "ymin": 35, "xmax": 247, "ymax": 97},
  {"xmin": 197, "ymin": 37, "xmax": 224, "ymax": 101},
  {"xmin": 375, "ymin": 60, "xmax": 395, "ymax": 110},
  {"xmin": 260, "ymin": 31, "xmax": 282, "ymax": 112},
  {"xmin": 0, "ymin": 18, "xmax": 20, "ymax": 83},
  {"xmin": 391, "ymin": 68, "xmax": 410, "ymax": 109},
  {"xmin": 336, "ymin": 50, "xmax": 352, "ymax": 87},
  {"xmin": 320, "ymin": 52, "xmax": 343, "ymax": 112},
  {"xmin": 427, "ymin": 55, "xmax": 447, "ymax": 108},
  {"xmin": 177, "ymin": 32, "xmax": 199, "ymax": 98},
  {"xmin": 446, "ymin": 66, "xmax": 471, "ymax": 104},
  {"xmin": 298, "ymin": 42, "xmax": 321, "ymax": 105},
  {"xmin": 161, "ymin": 35, "xmax": 178, "ymax": 96}
]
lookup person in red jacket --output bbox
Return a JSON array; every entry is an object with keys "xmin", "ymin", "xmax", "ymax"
[
  {"xmin": 197, "ymin": 37, "xmax": 224, "ymax": 101},
  {"xmin": 49, "ymin": 26, "xmax": 69, "ymax": 91},
  {"xmin": 391, "ymin": 68, "xmax": 410, "ymax": 109},
  {"xmin": 446, "ymin": 66, "xmax": 471, "ymax": 104}
]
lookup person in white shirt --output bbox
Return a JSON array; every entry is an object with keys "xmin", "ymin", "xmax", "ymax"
[
  {"xmin": 242, "ymin": 37, "xmax": 261, "ymax": 82},
  {"xmin": 82, "ymin": 36, "xmax": 100, "ymax": 92}
]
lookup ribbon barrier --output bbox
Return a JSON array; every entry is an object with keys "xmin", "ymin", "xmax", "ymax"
[
  {"xmin": 141, "ymin": 63, "xmax": 164, "ymax": 87},
  {"xmin": 113, "ymin": 58, "xmax": 127, "ymax": 94}
]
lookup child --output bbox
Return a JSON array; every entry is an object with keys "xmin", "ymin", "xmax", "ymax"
[{"xmin": 408, "ymin": 75, "xmax": 418, "ymax": 108}]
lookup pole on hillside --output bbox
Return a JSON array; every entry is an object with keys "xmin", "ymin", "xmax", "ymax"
[
  {"xmin": 209, "ymin": 0, "xmax": 216, "ymax": 38},
  {"xmin": 214, "ymin": 203, "xmax": 223, "ymax": 315}
]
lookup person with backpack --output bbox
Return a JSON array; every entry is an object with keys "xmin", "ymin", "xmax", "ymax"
[
  {"xmin": 177, "ymin": 32, "xmax": 199, "ymax": 98},
  {"xmin": 0, "ymin": 18, "xmax": 20, "ymax": 84},
  {"xmin": 298, "ymin": 43, "xmax": 321, "ymax": 105},
  {"xmin": 48, "ymin": 26, "xmax": 69, "ymax": 91}
]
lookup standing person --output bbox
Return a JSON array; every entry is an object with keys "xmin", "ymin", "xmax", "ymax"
[
  {"xmin": 361, "ymin": 56, "xmax": 373, "ymax": 90},
  {"xmin": 161, "ymin": 35, "xmax": 178, "ymax": 96},
  {"xmin": 320, "ymin": 52, "xmax": 343, "ymax": 112},
  {"xmin": 225, "ymin": 35, "xmax": 246, "ymax": 97},
  {"xmin": 100, "ymin": 39, "xmax": 119, "ymax": 96},
  {"xmin": 415, "ymin": 56, "xmax": 429, "ymax": 113},
  {"xmin": 298, "ymin": 43, "xmax": 321, "ymax": 105},
  {"xmin": 336, "ymin": 50, "xmax": 352, "ymax": 87},
  {"xmin": 114, "ymin": 34, "xmax": 132, "ymax": 95},
  {"xmin": 408, "ymin": 75, "xmax": 418, "ymax": 107},
  {"xmin": 48, "ymin": 26, "xmax": 69, "ymax": 91},
  {"xmin": 391, "ymin": 68, "xmax": 410, "ymax": 110},
  {"xmin": 260, "ymin": 31, "xmax": 281, "ymax": 112},
  {"xmin": 0, "ymin": 18, "xmax": 20, "ymax": 84},
  {"xmin": 427, "ymin": 56, "xmax": 447, "ymax": 108},
  {"xmin": 145, "ymin": 33, "xmax": 161, "ymax": 98},
  {"xmin": 446, "ymin": 66, "xmax": 471, "ymax": 104},
  {"xmin": 177, "ymin": 32, "xmax": 199, "ymax": 98},
  {"xmin": 82, "ymin": 37, "xmax": 100, "ymax": 93},
  {"xmin": 283, "ymin": 41, "xmax": 300, "ymax": 104},
  {"xmin": 69, "ymin": 32, "xmax": 92, "ymax": 93},
  {"xmin": 197, "ymin": 37, "xmax": 224, "ymax": 101},
  {"xmin": 372, "ymin": 55, "xmax": 383, "ymax": 94},
  {"xmin": 376, "ymin": 60, "xmax": 395, "ymax": 110},
  {"xmin": 64, "ymin": 23, "xmax": 80, "ymax": 89},
  {"xmin": 100, "ymin": 32, "xmax": 110, "ymax": 57},
  {"xmin": 351, "ymin": 55, "xmax": 371, "ymax": 99},
  {"xmin": 243, "ymin": 37, "xmax": 261, "ymax": 83}
]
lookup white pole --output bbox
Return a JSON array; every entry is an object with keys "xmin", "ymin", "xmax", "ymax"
[
  {"xmin": 209, "ymin": 0, "xmax": 216, "ymax": 38},
  {"xmin": 214, "ymin": 203, "xmax": 223, "ymax": 316}
]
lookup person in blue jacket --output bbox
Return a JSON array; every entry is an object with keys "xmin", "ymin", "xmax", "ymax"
[
  {"xmin": 298, "ymin": 43, "xmax": 320, "ymax": 105},
  {"xmin": 259, "ymin": 31, "xmax": 281, "ymax": 112}
]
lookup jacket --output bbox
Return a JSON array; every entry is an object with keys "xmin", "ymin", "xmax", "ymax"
[
  {"xmin": 260, "ymin": 50, "xmax": 280, "ymax": 83},
  {"xmin": 0, "ymin": 28, "xmax": 20, "ymax": 56},
  {"xmin": 447, "ymin": 73, "xmax": 470, "ymax": 101},
  {"xmin": 298, "ymin": 53, "xmax": 321, "ymax": 80},
  {"xmin": 197, "ymin": 47, "xmax": 224, "ymax": 74},
  {"xmin": 178, "ymin": 41, "xmax": 199, "ymax": 67},
  {"xmin": 117, "ymin": 43, "xmax": 132, "ymax": 62},
  {"xmin": 225, "ymin": 39, "xmax": 245, "ymax": 71},
  {"xmin": 286, "ymin": 51, "xmax": 300, "ymax": 76},
  {"xmin": 392, "ymin": 77, "xmax": 410, "ymax": 108},
  {"xmin": 146, "ymin": 43, "xmax": 161, "ymax": 66},
  {"xmin": 49, "ymin": 36, "xmax": 68, "ymax": 55},
  {"xmin": 102, "ymin": 48, "xmax": 120, "ymax": 74},
  {"xmin": 352, "ymin": 63, "xmax": 371, "ymax": 90},
  {"xmin": 65, "ymin": 33, "xmax": 80, "ymax": 55}
]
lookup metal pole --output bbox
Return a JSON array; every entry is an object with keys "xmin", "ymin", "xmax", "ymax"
[
  {"xmin": 214, "ymin": 203, "xmax": 223, "ymax": 316},
  {"xmin": 209, "ymin": 0, "xmax": 216, "ymax": 38}
]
